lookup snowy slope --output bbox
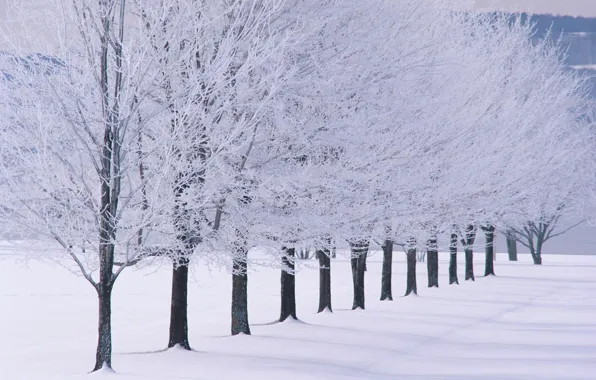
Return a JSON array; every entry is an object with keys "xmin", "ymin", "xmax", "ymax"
[{"xmin": 0, "ymin": 252, "xmax": 595, "ymax": 379}]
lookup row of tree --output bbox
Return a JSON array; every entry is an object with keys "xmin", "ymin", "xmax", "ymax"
[
  {"xmin": 286, "ymin": 228, "xmax": 506, "ymax": 321},
  {"xmin": 0, "ymin": 0, "xmax": 593, "ymax": 373}
]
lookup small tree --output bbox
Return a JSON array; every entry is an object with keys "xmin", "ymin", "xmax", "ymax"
[{"xmin": 512, "ymin": 217, "xmax": 583, "ymax": 265}]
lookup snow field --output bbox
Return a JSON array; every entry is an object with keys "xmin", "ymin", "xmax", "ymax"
[{"xmin": 0, "ymin": 252, "xmax": 595, "ymax": 379}]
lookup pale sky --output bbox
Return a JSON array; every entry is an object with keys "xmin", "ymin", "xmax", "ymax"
[
  {"xmin": 2, "ymin": 1, "xmax": 596, "ymax": 21},
  {"xmin": 474, "ymin": 0, "xmax": 596, "ymax": 17}
]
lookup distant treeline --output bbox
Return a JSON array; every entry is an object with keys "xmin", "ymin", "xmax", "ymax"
[
  {"xmin": 496, "ymin": 13, "xmax": 596, "ymax": 68},
  {"xmin": 514, "ymin": 13, "xmax": 596, "ymax": 36}
]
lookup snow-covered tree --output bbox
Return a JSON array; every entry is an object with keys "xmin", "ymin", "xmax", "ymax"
[
  {"xmin": 137, "ymin": 0, "xmax": 298, "ymax": 342},
  {"xmin": 0, "ymin": 0, "xmax": 220, "ymax": 371}
]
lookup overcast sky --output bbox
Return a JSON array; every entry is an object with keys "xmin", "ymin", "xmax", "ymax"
[{"xmin": 474, "ymin": 0, "xmax": 596, "ymax": 16}]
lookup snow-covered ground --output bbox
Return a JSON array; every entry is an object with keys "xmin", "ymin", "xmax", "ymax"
[{"xmin": 1, "ymin": 251, "xmax": 595, "ymax": 379}]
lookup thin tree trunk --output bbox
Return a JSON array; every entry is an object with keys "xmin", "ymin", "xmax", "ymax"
[
  {"xmin": 279, "ymin": 248, "xmax": 297, "ymax": 322},
  {"xmin": 449, "ymin": 233, "xmax": 459, "ymax": 285},
  {"xmin": 506, "ymin": 230, "xmax": 518, "ymax": 261},
  {"xmin": 316, "ymin": 248, "xmax": 332, "ymax": 313},
  {"xmin": 380, "ymin": 239, "xmax": 393, "ymax": 300},
  {"xmin": 93, "ymin": 282, "xmax": 113, "ymax": 372},
  {"xmin": 484, "ymin": 226, "xmax": 496, "ymax": 276},
  {"xmin": 168, "ymin": 256, "xmax": 190, "ymax": 349},
  {"xmin": 427, "ymin": 238, "xmax": 439, "ymax": 288},
  {"xmin": 405, "ymin": 247, "xmax": 417, "ymax": 296},
  {"xmin": 350, "ymin": 256, "xmax": 359, "ymax": 307},
  {"xmin": 93, "ymin": 227, "xmax": 116, "ymax": 371},
  {"xmin": 231, "ymin": 245, "xmax": 250, "ymax": 335},
  {"xmin": 350, "ymin": 241, "xmax": 368, "ymax": 310}
]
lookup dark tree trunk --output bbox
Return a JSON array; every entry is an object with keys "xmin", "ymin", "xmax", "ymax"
[
  {"xmin": 404, "ymin": 247, "xmax": 417, "ymax": 296},
  {"xmin": 168, "ymin": 256, "xmax": 190, "ymax": 349},
  {"xmin": 426, "ymin": 238, "xmax": 439, "ymax": 288},
  {"xmin": 449, "ymin": 233, "xmax": 459, "ymax": 285},
  {"xmin": 465, "ymin": 248, "xmax": 475, "ymax": 281},
  {"xmin": 506, "ymin": 230, "xmax": 518, "ymax": 261},
  {"xmin": 93, "ymin": 282, "xmax": 113, "ymax": 372},
  {"xmin": 363, "ymin": 253, "xmax": 367, "ymax": 272},
  {"xmin": 231, "ymin": 246, "xmax": 250, "ymax": 335},
  {"xmin": 484, "ymin": 226, "xmax": 496, "ymax": 276},
  {"xmin": 279, "ymin": 248, "xmax": 297, "ymax": 322},
  {"xmin": 357, "ymin": 251, "xmax": 366, "ymax": 300},
  {"xmin": 316, "ymin": 248, "xmax": 332, "ymax": 313},
  {"xmin": 350, "ymin": 256, "xmax": 358, "ymax": 305},
  {"xmin": 532, "ymin": 253, "xmax": 542, "ymax": 265},
  {"xmin": 380, "ymin": 239, "xmax": 393, "ymax": 301},
  {"xmin": 532, "ymin": 239, "xmax": 543, "ymax": 265},
  {"xmin": 350, "ymin": 240, "xmax": 368, "ymax": 310},
  {"xmin": 462, "ymin": 225, "xmax": 477, "ymax": 281},
  {"xmin": 92, "ymin": 230, "xmax": 117, "ymax": 372}
]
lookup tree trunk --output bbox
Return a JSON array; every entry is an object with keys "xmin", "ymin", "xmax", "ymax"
[
  {"xmin": 484, "ymin": 226, "xmax": 496, "ymax": 276},
  {"xmin": 462, "ymin": 225, "xmax": 476, "ymax": 281},
  {"xmin": 363, "ymin": 253, "xmax": 367, "ymax": 272},
  {"xmin": 532, "ymin": 253, "xmax": 542, "ymax": 265},
  {"xmin": 92, "ymin": 233, "xmax": 116, "ymax": 372},
  {"xmin": 426, "ymin": 238, "xmax": 439, "ymax": 288},
  {"xmin": 316, "ymin": 248, "xmax": 332, "ymax": 313},
  {"xmin": 532, "ymin": 239, "xmax": 543, "ymax": 265},
  {"xmin": 404, "ymin": 247, "xmax": 417, "ymax": 296},
  {"xmin": 506, "ymin": 230, "xmax": 518, "ymax": 261},
  {"xmin": 279, "ymin": 248, "xmax": 297, "ymax": 322},
  {"xmin": 449, "ymin": 233, "xmax": 459, "ymax": 285},
  {"xmin": 93, "ymin": 283, "xmax": 113, "ymax": 372},
  {"xmin": 168, "ymin": 256, "xmax": 190, "ymax": 349},
  {"xmin": 465, "ymin": 248, "xmax": 475, "ymax": 281},
  {"xmin": 350, "ymin": 241, "xmax": 368, "ymax": 310},
  {"xmin": 231, "ymin": 246, "xmax": 250, "ymax": 335},
  {"xmin": 380, "ymin": 239, "xmax": 393, "ymax": 300}
]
